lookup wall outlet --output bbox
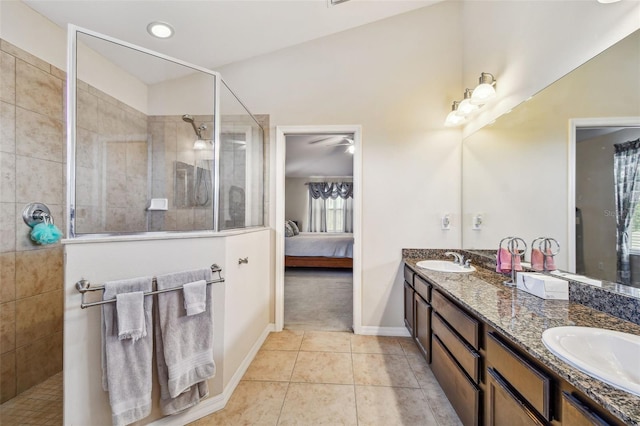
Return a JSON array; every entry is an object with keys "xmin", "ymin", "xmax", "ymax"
[
  {"xmin": 441, "ymin": 214, "xmax": 451, "ymax": 230},
  {"xmin": 472, "ymin": 214, "xmax": 483, "ymax": 230},
  {"xmin": 598, "ymin": 261, "xmax": 604, "ymax": 271}
]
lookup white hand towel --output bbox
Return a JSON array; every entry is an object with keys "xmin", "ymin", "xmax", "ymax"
[
  {"xmin": 116, "ymin": 291, "xmax": 146, "ymax": 341},
  {"xmin": 155, "ymin": 268, "xmax": 215, "ymax": 413},
  {"xmin": 101, "ymin": 277, "xmax": 153, "ymax": 426},
  {"xmin": 183, "ymin": 280, "xmax": 206, "ymax": 316}
]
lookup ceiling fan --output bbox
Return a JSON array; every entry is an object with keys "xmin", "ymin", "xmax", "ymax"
[{"xmin": 307, "ymin": 135, "xmax": 354, "ymax": 146}]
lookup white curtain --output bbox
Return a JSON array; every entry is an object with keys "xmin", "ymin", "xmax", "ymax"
[{"xmin": 307, "ymin": 182, "xmax": 353, "ymax": 233}]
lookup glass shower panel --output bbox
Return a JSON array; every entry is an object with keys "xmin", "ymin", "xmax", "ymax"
[
  {"xmin": 73, "ymin": 31, "xmax": 216, "ymax": 235},
  {"xmin": 218, "ymin": 82, "xmax": 265, "ymax": 230}
]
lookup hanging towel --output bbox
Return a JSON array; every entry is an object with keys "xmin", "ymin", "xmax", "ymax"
[
  {"xmin": 101, "ymin": 277, "xmax": 153, "ymax": 426},
  {"xmin": 496, "ymin": 248, "xmax": 523, "ymax": 273},
  {"xmin": 155, "ymin": 268, "xmax": 215, "ymax": 414},
  {"xmin": 183, "ymin": 280, "xmax": 207, "ymax": 316},
  {"xmin": 116, "ymin": 291, "xmax": 146, "ymax": 341},
  {"xmin": 544, "ymin": 250, "xmax": 557, "ymax": 271},
  {"xmin": 531, "ymin": 248, "xmax": 544, "ymax": 271}
]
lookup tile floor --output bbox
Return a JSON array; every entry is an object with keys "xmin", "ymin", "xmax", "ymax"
[
  {"xmin": 190, "ymin": 331, "xmax": 462, "ymax": 426},
  {"xmin": 0, "ymin": 371, "xmax": 62, "ymax": 425}
]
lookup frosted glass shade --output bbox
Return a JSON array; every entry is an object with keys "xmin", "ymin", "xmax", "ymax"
[
  {"xmin": 470, "ymin": 83, "xmax": 496, "ymax": 105},
  {"xmin": 455, "ymin": 99, "xmax": 479, "ymax": 116},
  {"xmin": 444, "ymin": 110, "xmax": 465, "ymax": 127}
]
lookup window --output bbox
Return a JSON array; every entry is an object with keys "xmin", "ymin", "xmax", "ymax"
[
  {"xmin": 325, "ymin": 197, "xmax": 345, "ymax": 233},
  {"xmin": 628, "ymin": 167, "xmax": 640, "ymax": 254}
]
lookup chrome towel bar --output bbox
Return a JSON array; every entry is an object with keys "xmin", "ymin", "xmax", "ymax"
[{"xmin": 75, "ymin": 264, "xmax": 224, "ymax": 309}]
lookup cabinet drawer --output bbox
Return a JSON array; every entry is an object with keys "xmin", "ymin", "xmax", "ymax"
[
  {"xmin": 561, "ymin": 392, "xmax": 611, "ymax": 426},
  {"xmin": 404, "ymin": 281, "xmax": 415, "ymax": 336},
  {"xmin": 487, "ymin": 332, "xmax": 551, "ymax": 420},
  {"xmin": 432, "ymin": 289, "xmax": 480, "ymax": 349},
  {"xmin": 432, "ymin": 312, "xmax": 480, "ymax": 383},
  {"xmin": 404, "ymin": 264, "xmax": 414, "ymax": 286},
  {"xmin": 487, "ymin": 368, "xmax": 546, "ymax": 426},
  {"xmin": 414, "ymin": 274, "xmax": 431, "ymax": 302},
  {"xmin": 432, "ymin": 335, "xmax": 480, "ymax": 426}
]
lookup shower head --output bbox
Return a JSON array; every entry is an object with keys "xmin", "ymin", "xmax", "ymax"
[{"xmin": 182, "ymin": 114, "xmax": 207, "ymax": 139}]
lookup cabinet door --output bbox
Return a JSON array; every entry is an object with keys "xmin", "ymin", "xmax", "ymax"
[
  {"xmin": 561, "ymin": 392, "xmax": 611, "ymax": 426},
  {"xmin": 414, "ymin": 292, "xmax": 431, "ymax": 362},
  {"xmin": 486, "ymin": 368, "xmax": 546, "ymax": 426},
  {"xmin": 404, "ymin": 281, "xmax": 414, "ymax": 336}
]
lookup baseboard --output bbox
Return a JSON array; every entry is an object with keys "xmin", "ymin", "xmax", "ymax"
[
  {"xmin": 149, "ymin": 322, "xmax": 276, "ymax": 425},
  {"xmin": 356, "ymin": 326, "xmax": 411, "ymax": 337}
]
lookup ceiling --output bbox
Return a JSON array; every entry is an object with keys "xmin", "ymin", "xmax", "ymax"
[
  {"xmin": 286, "ymin": 134, "xmax": 354, "ymax": 178},
  {"xmin": 25, "ymin": 0, "xmax": 437, "ymax": 81}
]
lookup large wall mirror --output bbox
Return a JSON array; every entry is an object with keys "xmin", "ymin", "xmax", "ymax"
[{"xmin": 462, "ymin": 29, "xmax": 640, "ymax": 288}]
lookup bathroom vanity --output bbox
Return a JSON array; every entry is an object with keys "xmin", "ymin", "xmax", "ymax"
[{"xmin": 403, "ymin": 250, "xmax": 640, "ymax": 426}]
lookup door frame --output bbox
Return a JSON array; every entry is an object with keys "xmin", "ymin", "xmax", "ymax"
[
  {"xmin": 275, "ymin": 125, "xmax": 363, "ymax": 333},
  {"xmin": 567, "ymin": 116, "xmax": 640, "ymax": 273}
]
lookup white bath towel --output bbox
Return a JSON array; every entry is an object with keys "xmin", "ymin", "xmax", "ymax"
[
  {"xmin": 101, "ymin": 277, "xmax": 153, "ymax": 426},
  {"xmin": 155, "ymin": 268, "xmax": 215, "ymax": 413},
  {"xmin": 183, "ymin": 280, "xmax": 206, "ymax": 316},
  {"xmin": 116, "ymin": 291, "xmax": 146, "ymax": 341}
]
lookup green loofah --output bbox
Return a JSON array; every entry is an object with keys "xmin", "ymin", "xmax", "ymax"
[{"xmin": 30, "ymin": 222, "xmax": 62, "ymax": 245}]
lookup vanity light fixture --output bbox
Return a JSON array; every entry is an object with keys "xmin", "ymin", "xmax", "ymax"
[
  {"xmin": 456, "ymin": 89, "xmax": 479, "ymax": 116},
  {"xmin": 444, "ymin": 101, "xmax": 465, "ymax": 127},
  {"xmin": 470, "ymin": 72, "xmax": 497, "ymax": 105},
  {"xmin": 147, "ymin": 21, "xmax": 174, "ymax": 39}
]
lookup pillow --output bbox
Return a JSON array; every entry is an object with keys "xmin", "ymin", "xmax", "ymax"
[
  {"xmin": 288, "ymin": 220, "xmax": 300, "ymax": 235},
  {"xmin": 284, "ymin": 222, "xmax": 294, "ymax": 237}
]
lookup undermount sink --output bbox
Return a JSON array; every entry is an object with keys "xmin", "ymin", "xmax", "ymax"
[
  {"xmin": 416, "ymin": 260, "xmax": 476, "ymax": 273},
  {"xmin": 542, "ymin": 326, "xmax": 640, "ymax": 396}
]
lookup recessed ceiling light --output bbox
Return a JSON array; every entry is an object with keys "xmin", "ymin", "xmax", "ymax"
[{"xmin": 147, "ymin": 21, "xmax": 174, "ymax": 39}]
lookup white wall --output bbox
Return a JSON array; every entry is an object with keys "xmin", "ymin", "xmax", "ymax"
[
  {"xmin": 219, "ymin": 2, "xmax": 464, "ymax": 327},
  {"xmin": 63, "ymin": 230, "xmax": 271, "ymax": 425},
  {"xmin": 0, "ymin": 0, "xmax": 148, "ymax": 113},
  {"xmin": 461, "ymin": 0, "xmax": 640, "ymax": 137}
]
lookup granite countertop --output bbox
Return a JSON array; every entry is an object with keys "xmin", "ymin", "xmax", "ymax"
[{"xmin": 403, "ymin": 251, "xmax": 640, "ymax": 426}]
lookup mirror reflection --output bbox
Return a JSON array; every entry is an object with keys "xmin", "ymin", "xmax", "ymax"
[{"xmin": 462, "ymin": 29, "xmax": 640, "ymax": 288}]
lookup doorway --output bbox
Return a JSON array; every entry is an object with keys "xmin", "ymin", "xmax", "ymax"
[{"xmin": 275, "ymin": 126, "xmax": 362, "ymax": 333}]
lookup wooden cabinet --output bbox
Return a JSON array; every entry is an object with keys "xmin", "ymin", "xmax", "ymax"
[
  {"xmin": 414, "ymin": 292, "xmax": 431, "ymax": 361},
  {"xmin": 404, "ymin": 265, "xmax": 432, "ymax": 361},
  {"xmin": 560, "ymin": 392, "xmax": 611, "ymax": 426},
  {"xmin": 486, "ymin": 367, "xmax": 546, "ymax": 426},
  {"xmin": 404, "ymin": 280, "xmax": 415, "ymax": 336}
]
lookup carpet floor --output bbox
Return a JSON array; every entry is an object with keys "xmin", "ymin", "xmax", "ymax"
[{"xmin": 284, "ymin": 268, "xmax": 353, "ymax": 331}]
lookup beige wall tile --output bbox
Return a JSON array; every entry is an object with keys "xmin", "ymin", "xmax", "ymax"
[
  {"xmin": 0, "ymin": 350, "xmax": 16, "ymax": 403},
  {"xmin": 15, "ymin": 107, "xmax": 64, "ymax": 162},
  {"xmin": 105, "ymin": 172, "xmax": 127, "ymax": 209},
  {"xmin": 74, "ymin": 205, "xmax": 102, "ymax": 234},
  {"xmin": 15, "ymin": 289, "xmax": 62, "ymax": 348},
  {"xmin": 76, "ymin": 127, "xmax": 100, "ymax": 169},
  {"xmin": 0, "ymin": 301, "xmax": 15, "ymax": 354},
  {"xmin": 50, "ymin": 65, "xmax": 65, "ymax": 80},
  {"xmin": 105, "ymin": 208, "xmax": 127, "ymax": 232},
  {"xmin": 77, "ymin": 89, "xmax": 98, "ymax": 133},
  {"xmin": 15, "ymin": 60, "xmax": 62, "ymax": 121},
  {"xmin": 0, "ymin": 202, "xmax": 16, "ymax": 252},
  {"xmin": 0, "ymin": 252, "xmax": 16, "ymax": 302},
  {"xmin": 75, "ymin": 166, "xmax": 101, "ymax": 207},
  {"xmin": 98, "ymin": 98, "xmax": 125, "ymax": 137},
  {"xmin": 105, "ymin": 141, "xmax": 126, "ymax": 175},
  {"xmin": 15, "ymin": 155, "xmax": 63, "ymax": 205},
  {"xmin": 0, "ymin": 51, "xmax": 16, "ymax": 104},
  {"xmin": 15, "ymin": 247, "xmax": 62, "ymax": 299},
  {"xmin": 0, "ymin": 41, "xmax": 49, "ymax": 73},
  {"xmin": 194, "ymin": 208, "xmax": 214, "ymax": 230},
  {"xmin": 176, "ymin": 209, "xmax": 195, "ymax": 231},
  {"xmin": 0, "ymin": 101, "xmax": 16, "ymax": 154},
  {"xmin": 126, "ymin": 141, "xmax": 148, "ymax": 179},
  {"xmin": 1, "ymin": 152, "xmax": 16, "ymax": 202},
  {"xmin": 16, "ymin": 331, "xmax": 62, "ymax": 393}
]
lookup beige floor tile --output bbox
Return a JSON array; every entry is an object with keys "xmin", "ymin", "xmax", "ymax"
[
  {"xmin": 189, "ymin": 381, "xmax": 288, "ymax": 426},
  {"xmin": 278, "ymin": 382, "xmax": 357, "ymax": 426},
  {"xmin": 415, "ymin": 366, "xmax": 462, "ymax": 426},
  {"xmin": 398, "ymin": 337, "xmax": 424, "ymax": 357},
  {"xmin": 243, "ymin": 350, "xmax": 298, "ymax": 382},
  {"xmin": 261, "ymin": 330, "xmax": 304, "ymax": 351},
  {"xmin": 352, "ymin": 353, "xmax": 419, "ymax": 388},
  {"xmin": 350, "ymin": 335, "xmax": 404, "ymax": 355},
  {"xmin": 300, "ymin": 331, "xmax": 352, "ymax": 352},
  {"xmin": 355, "ymin": 385, "xmax": 438, "ymax": 425},
  {"xmin": 291, "ymin": 351, "xmax": 353, "ymax": 384}
]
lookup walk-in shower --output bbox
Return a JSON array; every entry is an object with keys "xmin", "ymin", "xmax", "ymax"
[{"xmin": 68, "ymin": 27, "xmax": 265, "ymax": 237}]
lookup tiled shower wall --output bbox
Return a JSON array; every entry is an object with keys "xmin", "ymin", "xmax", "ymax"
[{"xmin": 0, "ymin": 40, "xmax": 65, "ymax": 403}]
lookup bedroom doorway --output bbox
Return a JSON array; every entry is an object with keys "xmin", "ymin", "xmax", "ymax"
[{"xmin": 275, "ymin": 125, "xmax": 362, "ymax": 333}]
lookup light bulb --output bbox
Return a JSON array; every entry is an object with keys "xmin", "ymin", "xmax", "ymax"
[
  {"xmin": 456, "ymin": 89, "xmax": 479, "ymax": 116},
  {"xmin": 470, "ymin": 73, "xmax": 496, "ymax": 105},
  {"xmin": 147, "ymin": 22, "xmax": 174, "ymax": 39},
  {"xmin": 444, "ymin": 101, "xmax": 465, "ymax": 127}
]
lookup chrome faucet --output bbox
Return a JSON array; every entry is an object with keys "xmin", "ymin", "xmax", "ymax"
[{"xmin": 445, "ymin": 251, "xmax": 464, "ymax": 265}]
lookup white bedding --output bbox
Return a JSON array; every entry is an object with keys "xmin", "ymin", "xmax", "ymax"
[{"xmin": 285, "ymin": 232, "xmax": 354, "ymax": 258}]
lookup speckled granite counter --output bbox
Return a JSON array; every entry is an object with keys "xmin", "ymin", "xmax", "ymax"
[{"xmin": 403, "ymin": 250, "xmax": 640, "ymax": 426}]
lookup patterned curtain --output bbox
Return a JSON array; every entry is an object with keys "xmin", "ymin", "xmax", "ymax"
[
  {"xmin": 308, "ymin": 182, "xmax": 354, "ymax": 232},
  {"xmin": 614, "ymin": 139, "xmax": 640, "ymax": 284}
]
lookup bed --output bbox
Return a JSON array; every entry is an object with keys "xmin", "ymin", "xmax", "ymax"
[{"xmin": 285, "ymin": 232, "xmax": 354, "ymax": 268}]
